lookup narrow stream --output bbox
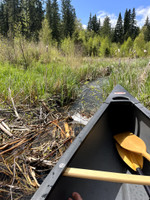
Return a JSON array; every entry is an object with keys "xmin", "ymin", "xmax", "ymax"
[{"xmin": 69, "ymin": 77, "xmax": 108, "ymax": 123}]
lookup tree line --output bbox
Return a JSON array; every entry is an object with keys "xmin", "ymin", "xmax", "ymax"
[
  {"xmin": 0, "ymin": 0, "xmax": 76, "ymax": 41},
  {"xmin": 87, "ymin": 9, "xmax": 140, "ymax": 43},
  {"xmin": 0, "ymin": 1, "xmax": 150, "ymax": 58}
]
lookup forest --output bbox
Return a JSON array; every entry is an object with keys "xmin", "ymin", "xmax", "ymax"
[{"xmin": 0, "ymin": 0, "xmax": 150, "ymax": 59}]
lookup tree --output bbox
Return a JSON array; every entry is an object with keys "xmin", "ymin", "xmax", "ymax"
[
  {"xmin": 134, "ymin": 32, "xmax": 146, "ymax": 57},
  {"xmin": 46, "ymin": 0, "xmax": 52, "ymax": 28},
  {"xmin": 99, "ymin": 37, "xmax": 111, "ymax": 57},
  {"xmin": 87, "ymin": 13, "xmax": 100, "ymax": 33},
  {"xmin": 51, "ymin": 0, "xmax": 61, "ymax": 42},
  {"xmin": 87, "ymin": 13, "xmax": 92, "ymax": 31},
  {"xmin": 124, "ymin": 9, "xmax": 131, "ymax": 40},
  {"xmin": 61, "ymin": 0, "xmax": 76, "ymax": 38},
  {"xmin": 130, "ymin": 8, "xmax": 139, "ymax": 40},
  {"xmin": 92, "ymin": 14, "xmax": 100, "ymax": 33},
  {"xmin": 144, "ymin": 16, "xmax": 150, "ymax": 42},
  {"xmin": 39, "ymin": 18, "xmax": 52, "ymax": 45},
  {"xmin": 113, "ymin": 13, "xmax": 123, "ymax": 44},
  {"xmin": 101, "ymin": 16, "xmax": 111, "ymax": 38},
  {"xmin": 0, "ymin": 2, "xmax": 8, "ymax": 36}
]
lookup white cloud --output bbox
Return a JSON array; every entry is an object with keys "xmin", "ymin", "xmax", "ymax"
[
  {"xmin": 97, "ymin": 10, "xmax": 117, "ymax": 28},
  {"xmin": 96, "ymin": 7, "xmax": 150, "ymax": 29},
  {"xmin": 82, "ymin": 24, "xmax": 87, "ymax": 29},
  {"xmin": 136, "ymin": 7, "xmax": 150, "ymax": 27}
]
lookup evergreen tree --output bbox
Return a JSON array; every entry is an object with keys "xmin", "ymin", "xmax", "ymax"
[
  {"xmin": 113, "ymin": 13, "xmax": 123, "ymax": 43},
  {"xmin": 144, "ymin": 16, "xmax": 149, "ymax": 27},
  {"xmin": 0, "ymin": 2, "xmax": 7, "ymax": 36},
  {"xmin": 24, "ymin": 0, "xmax": 44, "ymax": 40},
  {"xmin": 51, "ymin": 0, "xmax": 61, "ymax": 42},
  {"xmin": 46, "ymin": 0, "xmax": 52, "ymax": 28},
  {"xmin": 101, "ymin": 16, "xmax": 111, "ymax": 38},
  {"xmin": 124, "ymin": 9, "xmax": 131, "ymax": 40},
  {"xmin": 92, "ymin": 14, "xmax": 100, "ymax": 33},
  {"xmin": 87, "ymin": 13, "xmax": 92, "ymax": 31},
  {"xmin": 87, "ymin": 13, "xmax": 100, "ymax": 33},
  {"xmin": 61, "ymin": 0, "xmax": 76, "ymax": 38},
  {"xmin": 130, "ymin": 8, "xmax": 139, "ymax": 40},
  {"xmin": 0, "ymin": 0, "xmax": 20, "ymax": 37},
  {"xmin": 144, "ymin": 16, "xmax": 150, "ymax": 42}
]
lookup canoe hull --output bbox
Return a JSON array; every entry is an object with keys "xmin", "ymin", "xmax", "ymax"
[{"xmin": 31, "ymin": 85, "xmax": 150, "ymax": 200}]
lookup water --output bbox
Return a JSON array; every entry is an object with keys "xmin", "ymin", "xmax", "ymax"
[{"xmin": 69, "ymin": 77, "xmax": 108, "ymax": 117}]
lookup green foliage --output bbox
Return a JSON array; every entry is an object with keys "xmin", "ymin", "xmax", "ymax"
[
  {"xmin": 120, "ymin": 37, "xmax": 133, "ymax": 57},
  {"xmin": 101, "ymin": 16, "xmax": 111, "ymax": 38},
  {"xmin": 99, "ymin": 37, "xmax": 111, "ymax": 57},
  {"xmin": 133, "ymin": 32, "xmax": 146, "ymax": 57},
  {"xmin": 61, "ymin": 37, "xmax": 75, "ymax": 56},
  {"xmin": 113, "ymin": 13, "xmax": 123, "ymax": 44},
  {"xmin": 61, "ymin": 0, "xmax": 76, "ymax": 38},
  {"xmin": 87, "ymin": 13, "xmax": 100, "ymax": 33},
  {"xmin": 143, "ymin": 17, "xmax": 150, "ymax": 42},
  {"xmin": 39, "ymin": 19, "xmax": 52, "ymax": 45}
]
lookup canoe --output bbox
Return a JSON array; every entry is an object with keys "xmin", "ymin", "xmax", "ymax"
[{"xmin": 31, "ymin": 85, "xmax": 150, "ymax": 200}]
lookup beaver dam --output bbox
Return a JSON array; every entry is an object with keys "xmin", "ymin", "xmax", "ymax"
[{"xmin": 0, "ymin": 77, "xmax": 107, "ymax": 200}]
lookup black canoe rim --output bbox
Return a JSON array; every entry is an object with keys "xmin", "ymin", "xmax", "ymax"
[{"xmin": 31, "ymin": 84, "xmax": 150, "ymax": 200}]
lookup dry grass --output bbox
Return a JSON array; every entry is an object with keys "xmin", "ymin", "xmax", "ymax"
[{"xmin": 0, "ymin": 103, "xmax": 78, "ymax": 200}]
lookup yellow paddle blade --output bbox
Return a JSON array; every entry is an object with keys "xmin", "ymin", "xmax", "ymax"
[
  {"xmin": 116, "ymin": 143, "xmax": 143, "ymax": 171},
  {"xmin": 114, "ymin": 132, "xmax": 147, "ymax": 154}
]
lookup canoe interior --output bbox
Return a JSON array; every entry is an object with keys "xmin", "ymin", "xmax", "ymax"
[{"xmin": 45, "ymin": 101, "xmax": 150, "ymax": 200}]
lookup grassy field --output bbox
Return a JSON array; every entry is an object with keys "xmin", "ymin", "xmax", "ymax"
[
  {"xmin": 0, "ymin": 57, "xmax": 149, "ymax": 110},
  {"xmin": 0, "ymin": 38, "xmax": 149, "ymax": 109}
]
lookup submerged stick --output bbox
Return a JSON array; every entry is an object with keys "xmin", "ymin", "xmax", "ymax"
[{"xmin": 63, "ymin": 168, "xmax": 150, "ymax": 185}]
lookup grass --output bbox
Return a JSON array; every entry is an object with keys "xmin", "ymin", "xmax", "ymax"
[
  {"xmin": 0, "ymin": 37, "xmax": 149, "ymax": 109},
  {"xmin": 0, "ymin": 59, "xmax": 111, "ymax": 107},
  {"xmin": 103, "ymin": 58, "xmax": 150, "ymax": 108},
  {"xmin": 0, "ymin": 57, "xmax": 150, "ymax": 109}
]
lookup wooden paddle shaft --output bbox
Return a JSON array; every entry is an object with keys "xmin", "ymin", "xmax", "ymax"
[
  {"xmin": 143, "ymin": 152, "xmax": 150, "ymax": 162},
  {"xmin": 63, "ymin": 168, "xmax": 150, "ymax": 185}
]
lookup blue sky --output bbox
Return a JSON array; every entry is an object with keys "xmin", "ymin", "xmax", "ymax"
[{"xmin": 71, "ymin": 0, "xmax": 150, "ymax": 28}]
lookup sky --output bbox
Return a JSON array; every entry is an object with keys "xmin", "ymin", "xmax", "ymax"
[{"xmin": 71, "ymin": 0, "xmax": 150, "ymax": 28}]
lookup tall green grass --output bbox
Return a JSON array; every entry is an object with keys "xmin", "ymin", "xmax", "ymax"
[
  {"xmin": 103, "ymin": 58, "xmax": 150, "ymax": 108},
  {"xmin": 0, "ymin": 35, "xmax": 149, "ymax": 109},
  {"xmin": 0, "ymin": 59, "xmax": 111, "ymax": 106}
]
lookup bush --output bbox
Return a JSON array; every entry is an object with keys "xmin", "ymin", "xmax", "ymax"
[{"xmin": 99, "ymin": 37, "xmax": 111, "ymax": 57}]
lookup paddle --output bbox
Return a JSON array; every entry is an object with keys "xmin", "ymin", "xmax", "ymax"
[
  {"xmin": 116, "ymin": 143, "xmax": 150, "ymax": 198},
  {"xmin": 114, "ymin": 132, "xmax": 150, "ymax": 161}
]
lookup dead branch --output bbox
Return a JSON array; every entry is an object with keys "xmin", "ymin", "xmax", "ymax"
[
  {"xmin": 9, "ymin": 88, "xmax": 20, "ymax": 120},
  {"xmin": 0, "ymin": 123, "xmax": 13, "ymax": 137}
]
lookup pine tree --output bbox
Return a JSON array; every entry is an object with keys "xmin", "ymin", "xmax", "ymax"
[
  {"xmin": 92, "ymin": 14, "xmax": 100, "ymax": 33},
  {"xmin": 130, "ymin": 8, "xmax": 139, "ymax": 40},
  {"xmin": 144, "ymin": 16, "xmax": 149, "ymax": 27},
  {"xmin": 61, "ymin": 0, "xmax": 76, "ymax": 38},
  {"xmin": 87, "ymin": 13, "xmax": 100, "ymax": 33},
  {"xmin": 0, "ymin": 2, "xmax": 7, "ymax": 36},
  {"xmin": 124, "ymin": 9, "xmax": 131, "ymax": 40},
  {"xmin": 113, "ymin": 13, "xmax": 123, "ymax": 43},
  {"xmin": 51, "ymin": 0, "xmax": 61, "ymax": 42},
  {"xmin": 144, "ymin": 16, "xmax": 150, "ymax": 42},
  {"xmin": 1, "ymin": 0, "xmax": 20, "ymax": 37},
  {"xmin": 101, "ymin": 16, "xmax": 111, "ymax": 38},
  {"xmin": 24, "ymin": 0, "xmax": 44, "ymax": 40},
  {"xmin": 46, "ymin": 0, "xmax": 52, "ymax": 28},
  {"xmin": 87, "ymin": 13, "xmax": 92, "ymax": 31}
]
